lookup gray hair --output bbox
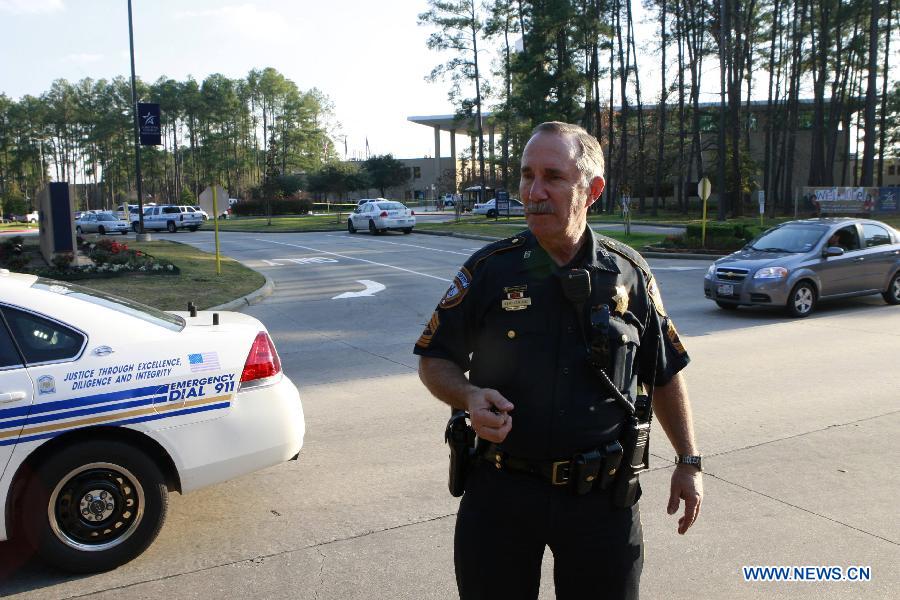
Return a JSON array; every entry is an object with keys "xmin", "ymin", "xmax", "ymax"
[{"xmin": 530, "ymin": 122, "xmax": 605, "ymax": 184}]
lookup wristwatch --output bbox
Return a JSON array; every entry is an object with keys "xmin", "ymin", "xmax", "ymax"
[{"xmin": 675, "ymin": 454, "xmax": 702, "ymax": 471}]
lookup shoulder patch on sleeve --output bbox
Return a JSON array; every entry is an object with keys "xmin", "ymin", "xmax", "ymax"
[
  {"xmin": 440, "ymin": 267, "xmax": 472, "ymax": 308},
  {"xmin": 647, "ymin": 276, "xmax": 667, "ymax": 317}
]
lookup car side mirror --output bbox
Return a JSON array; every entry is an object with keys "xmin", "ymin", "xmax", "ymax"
[{"xmin": 824, "ymin": 246, "xmax": 844, "ymax": 257}]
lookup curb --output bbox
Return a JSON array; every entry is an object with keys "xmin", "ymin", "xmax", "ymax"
[{"xmin": 210, "ymin": 273, "xmax": 275, "ymax": 311}]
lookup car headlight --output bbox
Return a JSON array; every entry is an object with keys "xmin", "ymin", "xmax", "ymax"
[
  {"xmin": 706, "ymin": 264, "xmax": 716, "ymax": 277},
  {"xmin": 753, "ymin": 266, "xmax": 788, "ymax": 279}
]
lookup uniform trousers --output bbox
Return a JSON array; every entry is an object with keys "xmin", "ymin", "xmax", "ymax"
[{"xmin": 455, "ymin": 461, "xmax": 643, "ymax": 600}]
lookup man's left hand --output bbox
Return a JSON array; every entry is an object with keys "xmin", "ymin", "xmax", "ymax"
[{"xmin": 667, "ymin": 465, "xmax": 703, "ymax": 535}]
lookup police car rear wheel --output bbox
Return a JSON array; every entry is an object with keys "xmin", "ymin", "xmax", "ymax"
[
  {"xmin": 166, "ymin": 221, "xmax": 177, "ymax": 233},
  {"xmin": 22, "ymin": 440, "xmax": 168, "ymax": 573},
  {"xmin": 883, "ymin": 272, "xmax": 900, "ymax": 305}
]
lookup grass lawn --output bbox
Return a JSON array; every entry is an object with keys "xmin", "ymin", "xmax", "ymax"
[
  {"xmin": 16, "ymin": 238, "xmax": 264, "ymax": 312},
  {"xmin": 414, "ymin": 218, "xmax": 667, "ymax": 250},
  {"xmin": 0, "ymin": 222, "xmax": 38, "ymax": 231},
  {"xmin": 213, "ymin": 214, "xmax": 348, "ymax": 232}
]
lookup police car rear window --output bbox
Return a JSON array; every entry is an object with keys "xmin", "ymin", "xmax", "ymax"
[
  {"xmin": 376, "ymin": 202, "xmax": 405, "ymax": 210},
  {"xmin": 32, "ymin": 279, "xmax": 185, "ymax": 332}
]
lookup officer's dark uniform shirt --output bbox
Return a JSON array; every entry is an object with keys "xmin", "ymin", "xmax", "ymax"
[{"xmin": 415, "ymin": 227, "xmax": 689, "ymax": 460}]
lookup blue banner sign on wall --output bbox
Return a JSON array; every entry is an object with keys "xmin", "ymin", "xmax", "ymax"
[{"xmin": 138, "ymin": 102, "xmax": 161, "ymax": 146}]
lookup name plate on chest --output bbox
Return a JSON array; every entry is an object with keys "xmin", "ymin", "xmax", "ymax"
[{"xmin": 501, "ymin": 297, "xmax": 532, "ymax": 311}]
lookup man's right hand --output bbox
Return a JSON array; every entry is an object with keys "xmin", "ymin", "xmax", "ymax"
[{"xmin": 466, "ymin": 388, "xmax": 514, "ymax": 443}]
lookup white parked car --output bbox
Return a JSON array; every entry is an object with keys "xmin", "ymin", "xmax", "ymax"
[
  {"xmin": 348, "ymin": 200, "xmax": 415, "ymax": 234},
  {"xmin": 472, "ymin": 198, "xmax": 525, "ymax": 217},
  {"xmin": 75, "ymin": 212, "xmax": 130, "ymax": 235},
  {"xmin": 0, "ymin": 271, "xmax": 305, "ymax": 572},
  {"xmin": 16, "ymin": 211, "xmax": 39, "ymax": 224}
]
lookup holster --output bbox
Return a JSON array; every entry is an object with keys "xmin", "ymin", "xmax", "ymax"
[
  {"xmin": 445, "ymin": 411, "xmax": 476, "ymax": 497},
  {"xmin": 612, "ymin": 412, "xmax": 651, "ymax": 508}
]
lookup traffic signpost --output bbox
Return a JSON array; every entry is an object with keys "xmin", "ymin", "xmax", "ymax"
[
  {"xmin": 200, "ymin": 185, "xmax": 227, "ymax": 275},
  {"xmin": 698, "ymin": 177, "xmax": 712, "ymax": 247}
]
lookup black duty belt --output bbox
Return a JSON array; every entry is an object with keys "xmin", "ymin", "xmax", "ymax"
[{"xmin": 482, "ymin": 443, "xmax": 575, "ymax": 486}]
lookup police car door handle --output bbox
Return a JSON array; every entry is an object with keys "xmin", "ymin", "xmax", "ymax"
[
  {"xmin": 92, "ymin": 345, "xmax": 115, "ymax": 356},
  {"xmin": 0, "ymin": 392, "xmax": 27, "ymax": 404}
]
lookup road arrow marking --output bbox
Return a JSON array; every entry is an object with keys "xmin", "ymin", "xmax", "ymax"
[{"xmin": 332, "ymin": 280, "xmax": 386, "ymax": 299}]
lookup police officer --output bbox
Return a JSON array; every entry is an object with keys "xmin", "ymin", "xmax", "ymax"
[{"xmin": 414, "ymin": 122, "xmax": 702, "ymax": 600}]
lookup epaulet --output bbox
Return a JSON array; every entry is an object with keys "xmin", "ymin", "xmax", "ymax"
[
  {"xmin": 469, "ymin": 230, "xmax": 530, "ymax": 270},
  {"xmin": 595, "ymin": 234, "xmax": 652, "ymax": 280}
]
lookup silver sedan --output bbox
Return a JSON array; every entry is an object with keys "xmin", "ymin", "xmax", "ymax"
[
  {"xmin": 703, "ymin": 218, "xmax": 900, "ymax": 317},
  {"xmin": 75, "ymin": 212, "xmax": 130, "ymax": 235}
]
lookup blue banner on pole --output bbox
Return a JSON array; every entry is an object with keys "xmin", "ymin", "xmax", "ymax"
[{"xmin": 138, "ymin": 102, "xmax": 161, "ymax": 146}]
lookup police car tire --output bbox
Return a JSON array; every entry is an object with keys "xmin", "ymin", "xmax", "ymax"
[
  {"xmin": 21, "ymin": 440, "xmax": 168, "ymax": 573},
  {"xmin": 121, "ymin": 231, "xmax": 128, "ymax": 235},
  {"xmin": 883, "ymin": 271, "xmax": 900, "ymax": 305},
  {"xmin": 348, "ymin": 219, "xmax": 357, "ymax": 233},
  {"xmin": 368, "ymin": 220, "xmax": 378, "ymax": 235},
  {"xmin": 166, "ymin": 221, "xmax": 177, "ymax": 233},
  {"xmin": 486, "ymin": 209, "xmax": 497, "ymax": 218},
  {"xmin": 97, "ymin": 226, "xmax": 106, "ymax": 235},
  {"xmin": 402, "ymin": 227, "xmax": 413, "ymax": 234}
]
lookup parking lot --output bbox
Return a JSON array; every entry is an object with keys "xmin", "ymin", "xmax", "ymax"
[{"xmin": 2, "ymin": 230, "xmax": 898, "ymax": 599}]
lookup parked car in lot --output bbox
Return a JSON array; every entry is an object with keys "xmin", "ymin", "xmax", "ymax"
[
  {"xmin": 75, "ymin": 212, "xmax": 130, "ymax": 235},
  {"xmin": 134, "ymin": 205, "xmax": 203, "ymax": 232},
  {"xmin": 704, "ymin": 218, "xmax": 900, "ymax": 317},
  {"xmin": 347, "ymin": 200, "xmax": 415, "ymax": 234},
  {"xmin": 15, "ymin": 211, "xmax": 39, "ymax": 224},
  {"xmin": 0, "ymin": 270, "xmax": 305, "ymax": 572},
  {"xmin": 472, "ymin": 198, "xmax": 525, "ymax": 217}
]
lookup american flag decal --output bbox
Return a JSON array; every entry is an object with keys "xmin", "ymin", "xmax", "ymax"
[{"xmin": 188, "ymin": 352, "xmax": 220, "ymax": 372}]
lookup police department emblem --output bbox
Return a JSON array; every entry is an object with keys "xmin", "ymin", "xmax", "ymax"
[
  {"xmin": 440, "ymin": 267, "xmax": 472, "ymax": 309},
  {"xmin": 37, "ymin": 375, "xmax": 56, "ymax": 395}
]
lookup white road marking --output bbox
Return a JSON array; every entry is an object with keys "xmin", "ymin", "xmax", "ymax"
[
  {"xmin": 327, "ymin": 234, "xmax": 472, "ymax": 256},
  {"xmin": 254, "ymin": 239, "xmax": 453, "ymax": 282},
  {"xmin": 332, "ymin": 280, "xmax": 386, "ymax": 299},
  {"xmin": 262, "ymin": 257, "xmax": 339, "ymax": 266}
]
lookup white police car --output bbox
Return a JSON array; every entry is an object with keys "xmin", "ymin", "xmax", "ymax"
[{"xmin": 0, "ymin": 270, "xmax": 305, "ymax": 572}]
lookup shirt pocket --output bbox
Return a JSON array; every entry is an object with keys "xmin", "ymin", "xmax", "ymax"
[{"xmin": 471, "ymin": 311, "xmax": 548, "ymax": 388}]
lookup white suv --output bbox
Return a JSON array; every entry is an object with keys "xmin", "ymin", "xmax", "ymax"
[{"xmin": 133, "ymin": 205, "xmax": 203, "ymax": 233}]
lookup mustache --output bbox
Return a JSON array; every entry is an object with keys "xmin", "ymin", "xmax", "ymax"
[{"xmin": 525, "ymin": 202, "xmax": 555, "ymax": 215}]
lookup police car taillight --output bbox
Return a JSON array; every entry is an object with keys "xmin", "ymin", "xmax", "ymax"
[
  {"xmin": 240, "ymin": 332, "xmax": 282, "ymax": 386},
  {"xmin": 380, "ymin": 211, "xmax": 388, "ymax": 217}
]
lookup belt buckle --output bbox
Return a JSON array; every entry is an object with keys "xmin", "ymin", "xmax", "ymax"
[{"xmin": 551, "ymin": 460, "xmax": 570, "ymax": 485}]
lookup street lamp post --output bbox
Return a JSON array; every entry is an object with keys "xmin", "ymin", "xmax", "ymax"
[{"xmin": 127, "ymin": 0, "xmax": 150, "ymax": 240}]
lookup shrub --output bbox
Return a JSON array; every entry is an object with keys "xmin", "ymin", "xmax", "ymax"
[
  {"xmin": 3, "ymin": 255, "xmax": 30, "ymax": 271},
  {"xmin": 51, "ymin": 253, "xmax": 74, "ymax": 270},
  {"xmin": 231, "ymin": 197, "xmax": 313, "ymax": 216}
]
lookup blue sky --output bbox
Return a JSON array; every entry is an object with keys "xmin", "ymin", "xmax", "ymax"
[{"xmin": 0, "ymin": 0, "xmax": 460, "ymax": 159}]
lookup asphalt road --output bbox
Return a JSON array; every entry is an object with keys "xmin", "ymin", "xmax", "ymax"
[{"xmin": 2, "ymin": 229, "xmax": 898, "ymax": 599}]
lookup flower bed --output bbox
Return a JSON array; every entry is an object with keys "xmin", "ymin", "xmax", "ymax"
[{"xmin": 36, "ymin": 237, "xmax": 180, "ymax": 279}]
